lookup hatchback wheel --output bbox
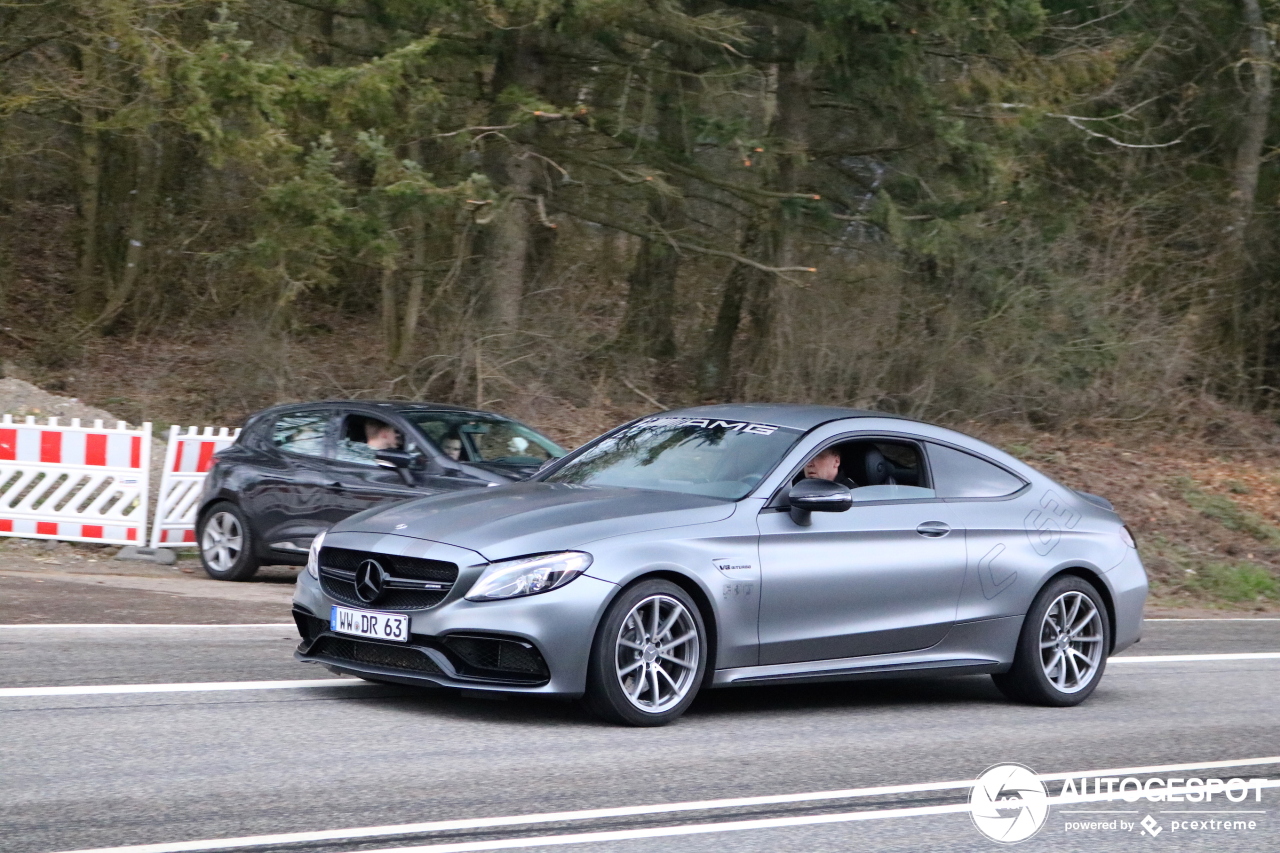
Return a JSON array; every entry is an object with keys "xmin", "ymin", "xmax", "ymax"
[
  {"xmin": 993, "ymin": 575, "xmax": 1110, "ymax": 706},
  {"xmin": 583, "ymin": 580, "xmax": 707, "ymax": 726},
  {"xmin": 198, "ymin": 502, "xmax": 260, "ymax": 581}
]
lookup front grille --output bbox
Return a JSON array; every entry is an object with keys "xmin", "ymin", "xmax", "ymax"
[
  {"xmin": 442, "ymin": 634, "xmax": 549, "ymax": 682},
  {"xmin": 310, "ymin": 636, "xmax": 443, "ymax": 674},
  {"xmin": 320, "ymin": 575, "xmax": 448, "ymax": 610},
  {"xmin": 319, "ymin": 546, "xmax": 457, "ymax": 610},
  {"xmin": 321, "ymin": 547, "xmax": 457, "ymax": 582}
]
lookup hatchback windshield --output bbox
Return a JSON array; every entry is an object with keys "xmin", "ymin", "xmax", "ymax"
[
  {"xmin": 543, "ymin": 416, "xmax": 802, "ymax": 499},
  {"xmin": 402, "ymin": 412, "xmax": 565, "ymax": 465}
]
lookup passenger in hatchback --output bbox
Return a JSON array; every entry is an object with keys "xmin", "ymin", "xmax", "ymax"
[{"xmin": 441, "ymin": 434, "xmax": 464, "ymax": 461}]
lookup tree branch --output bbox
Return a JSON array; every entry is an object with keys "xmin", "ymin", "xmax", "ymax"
[
  {"xmin": 0, "ymin": 31, "xmax": 66, "ymax": 65},
  {"xmin": 552, "ymin": 203, "xmax": 816, "ymax": 275}
]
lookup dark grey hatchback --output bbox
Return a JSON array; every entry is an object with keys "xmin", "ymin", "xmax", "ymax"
[{"xmin": 195, "ymin": 401, "xmax": 565, "ymax": 581}]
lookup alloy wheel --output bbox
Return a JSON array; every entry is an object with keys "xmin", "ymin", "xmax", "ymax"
[
  {"xmin": 1038, "ymin": 590, "xmax": 1104, "ymax": 693},
  {"xmin": 614, "ymin": 594, "xmax": 700, "ymax": 713},
  {"xmin": 201, "ymin": 511, "xmax": 244, "ymax": 572}
]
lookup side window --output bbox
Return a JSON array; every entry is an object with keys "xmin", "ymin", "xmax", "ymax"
[
  {"xmin": 335, "ymin": 415, "xmax": 404, "ymax": 466},
  {"xmin": 792, "ymin": 438, "xmax": 936, "ymax": 502},
  {"xmin": 468, "ymin": 422, "xmax": 556, "ymax": 463},
  {"xmin": 927, "ymin": 443, "xmax": 1026, "ymax": 499},
  {"xmin": 272, "ymin": 412, "xmax": 331, "ymax": 458}
]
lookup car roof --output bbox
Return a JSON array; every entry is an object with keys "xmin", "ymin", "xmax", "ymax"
[
  {"xmin": 651, "ymin": 403, "xmax": 913, "ymax": 431},
  {"xmin": 252, "ymin": 401, "xmax": 514, "ymax": 419}
]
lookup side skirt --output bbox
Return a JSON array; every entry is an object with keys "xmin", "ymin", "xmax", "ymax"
[{"xmin": 711, "ymin": 614, "xmax": 1022, "ymax": 687}]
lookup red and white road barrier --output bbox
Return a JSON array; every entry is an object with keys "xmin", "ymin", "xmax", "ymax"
[
  {"xmin": 149, "ymin": 425, "xmax": 240, "ymax": 548},
  {"xmin": 0, "ymin": 415, "xmax": 151, "ymax": 545}
]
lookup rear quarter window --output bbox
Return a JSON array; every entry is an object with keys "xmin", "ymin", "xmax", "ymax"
[{"xmin": 926, "ymin": 443, "xmax": 1026, "ymax": 499}]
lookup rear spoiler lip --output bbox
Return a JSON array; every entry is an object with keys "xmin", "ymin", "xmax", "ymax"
[{"xmin": 1075, "ymin": 490, "xmax": 1114, "ymax": 511}]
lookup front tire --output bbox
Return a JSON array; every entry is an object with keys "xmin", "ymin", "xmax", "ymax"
[
  {"xmin": 583, "ymin": 580, "xmax": 707, "ymax": 726},
  {"xmin": 993, "ymin": 575, "xmax": 1110, "ymax": 707},
  {"xmin": 197, "ymin": 502, "xmax": 260, "ymax": 581}
]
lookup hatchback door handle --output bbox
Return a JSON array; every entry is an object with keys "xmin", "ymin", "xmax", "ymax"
[
  {"xmin": 329, "ymin": 481, "xmax": 345, "ymax": 490},
  {"xmin": 916, "ymin": 521, "xmax": 951, "ymax": 538}
]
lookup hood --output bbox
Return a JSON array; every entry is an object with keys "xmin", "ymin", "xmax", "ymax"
[{"xmin": 337, "ymin": 481, "xmax": 736, "ymax": 561}]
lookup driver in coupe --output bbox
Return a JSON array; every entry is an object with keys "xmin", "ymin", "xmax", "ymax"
[{"xmin": 802, "ymin": 446, "xmax": 855, "ymax": 488}]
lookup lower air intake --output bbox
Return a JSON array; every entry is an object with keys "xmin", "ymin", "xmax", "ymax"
[{"xmin": 311, "ymin": 636, "xmax": 443, "ymax": 675}]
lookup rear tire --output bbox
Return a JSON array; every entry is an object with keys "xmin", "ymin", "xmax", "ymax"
[
  {"xmin": 993, "ymin": 575, "xmax": 1110, "ymax": 707},
  {"xmin": 197, "ymin": 502, "xmax": 260, "ymax": 581},
  {"xmin": 582, "ymin": 580, "xmax": 707, "ymax": 726}
]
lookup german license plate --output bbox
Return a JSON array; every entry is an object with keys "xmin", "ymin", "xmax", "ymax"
[{"xmin": 330, "ymin": 605, "xmax": 409, "ymax": 643}]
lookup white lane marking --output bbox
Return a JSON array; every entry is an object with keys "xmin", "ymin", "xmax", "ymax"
[
  {"xmin": 1145, "ymin": 618, "xmax": 1280, "ymax": 621},
  {"xmin": 356, "ymin": 780, "xmax": 1280, "ymax": 853},
  {"xmin": 4, "ymin": 652, "xmax": 1279, "ymax": 697},
  {"xmin": 0, "ymin": 679, "xmax": 360, "ymax": 697},
  {"xmin": 1111, "ymin": 652, "xmax": 1280, "ymax": 663},
  {"xmin": 0, "ymin": 624, "xmax": 294, "ymax": 629},
  {"xmin": 359, "ymin": 781, "xmax": 1280, "ymax": 853},
  {"xmin": 44, "ymin": 757, "xmax": 1280, "ymax": 853}
]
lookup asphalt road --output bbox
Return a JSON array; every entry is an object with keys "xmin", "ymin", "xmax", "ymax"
[{"xmin": 2, "ymin": 594, "xmax": 1278, "ymax": 853}]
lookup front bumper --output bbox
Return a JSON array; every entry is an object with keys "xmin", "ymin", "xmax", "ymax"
[{"xmin": 292, "ymin": 534, "xmax": 617, "ymax": 697}]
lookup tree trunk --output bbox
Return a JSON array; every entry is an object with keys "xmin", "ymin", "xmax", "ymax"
[
  {"xmin": 724, "ymin": 23, "xmax": 812, "ymax": 375},
  {"xmin": 1225, "ymin": 0, "xmax": 1272, "ymax": 399},
  {"xmin": 397, "ymin": 207, "xmax": 428, "ymax": 364},
  {"xmin": 481, "ymin": 153, "xmax": 534, "ymax": 329},
  {"xmin": 697, "ymin": 220, "xmax": 762, "ymax": 397},
  {"xmin": 1230, "ymin": 0, "xmax": 1271, "ymax": 248},
  {"xmin": 314, "ymin": 10, "xmax": 335, "ymax": 66},
  {"xmin": 618, "ymin": 201, "xmax": 680, "ymax": 360},
  {"xmin": 95, "ymin": 132, "xmax": 163, "ymax": 331},
  {"xmin": 617, "ymin": 63, "xmax": 693, "ymax": 360},
  {"xmin": 380, "ymin": 262, "xmax": 400, "ymax": 359},
  {"xmin": 75, "ymin": 46, "xmax": 102, "ymax": 322},
  {"xmin": 478, "ymin": 29, "xmax": 545, "ymax": 331}
]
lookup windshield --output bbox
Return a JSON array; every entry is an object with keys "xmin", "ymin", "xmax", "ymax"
[
  {"xmin": 542, "ymin": 416, "xmax": 802, "ymax": 499},
  {"xmin": 401, "ymin": 412, "xmax": 566, "ymax": 465}
]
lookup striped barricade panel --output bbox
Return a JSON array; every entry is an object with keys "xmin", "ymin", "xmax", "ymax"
[
  {"xmin": 149, "ymin": 425, "xmax": 240, "ymax": 548},
  {"xmin": 0, "ymin": 416, "xmax": 151, "ymax": 545}
]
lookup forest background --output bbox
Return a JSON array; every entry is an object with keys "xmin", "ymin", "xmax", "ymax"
[{"xmin": 5, "ymin": 0, "xmax": 1280, "ymax": 607}]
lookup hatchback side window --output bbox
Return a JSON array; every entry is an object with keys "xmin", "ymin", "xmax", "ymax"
[
  {"xmin": 272, "ymin": 412, "xmax": 331, "ymax": 458},
  {"xmin": 927, "ymin": 443, "xmax": 1026, "ymax": 499},
  {"xmin": 335, "ymin": 415, "xmax": 404, "ymax": 466}
]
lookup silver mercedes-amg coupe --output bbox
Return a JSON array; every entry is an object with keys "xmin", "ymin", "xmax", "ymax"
[{"xmin": 292, "ymin": 404, "xmax": 1147, "ymax": 726}]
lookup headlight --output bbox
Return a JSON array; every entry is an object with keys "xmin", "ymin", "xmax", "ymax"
[
  {"xmin": 306, "ymin": 530, "xmax": 326, "ymax": 579},
  {"xmin": 465, "ymin": 551, "xmax": 592, "ymax": 601}
]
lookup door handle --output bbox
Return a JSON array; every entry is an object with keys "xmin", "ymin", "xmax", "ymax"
[
  {"xmin": 329, "ymin": 481, "xmax": 345, "ymax": 491},
  {"xmin": 916, "ymin": 521, "xmax": 951, "ymax": 538}
]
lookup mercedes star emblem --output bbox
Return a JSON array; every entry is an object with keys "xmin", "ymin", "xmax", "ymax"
[{"xmin": 354, "ymin": 559, "xmax": 388, "ymax": 604}]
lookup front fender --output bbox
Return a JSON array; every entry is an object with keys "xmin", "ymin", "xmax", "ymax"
[{"xmin": 583, "ymin": 521, "xmax": 761, "ymax": 670}]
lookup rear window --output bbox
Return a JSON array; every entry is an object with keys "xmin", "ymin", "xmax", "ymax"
[{"xmin": 927, "ymin": 443, "xmax": 1025, "ymax": 499}]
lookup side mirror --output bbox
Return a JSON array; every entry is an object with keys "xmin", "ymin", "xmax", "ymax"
[
  {"xmin": 375, "ymin": 449, "xmax": 418, "ymax": 469},
  {"xmin": 375, "ymin": 449, "xmax": 423, "ymax": 485},
  {"xmin": 786, "ymin": 478, "xmax": 853, "ymax": 527}
]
